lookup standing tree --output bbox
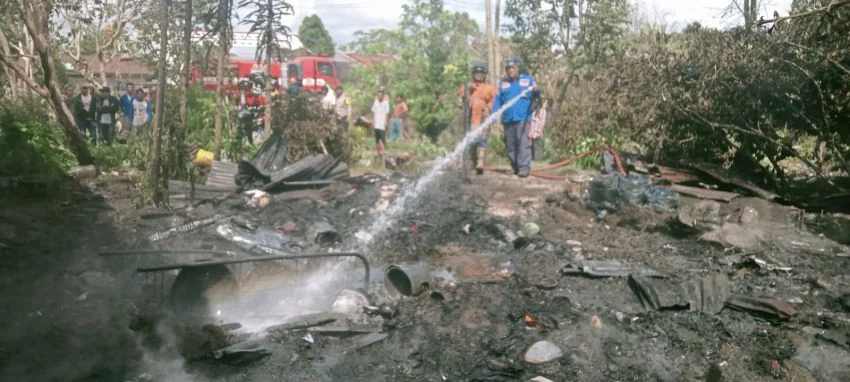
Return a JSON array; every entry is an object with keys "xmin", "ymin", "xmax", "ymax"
[
  {"xmin": 56, "ymin": 0, "xmax": 147, "ymax": 88},
  {"xmin": 724, "ymin": 0, "xmax": 762, "ymax": 31},
  {"xmin": 504, "ymin": 0, "xmax": 579, "ymax": 72},
  {"xmin": 175, "ymin": 0, "xmax": 193, "ymax": 173},
  {"xmin": 239, "ymin": 0, "xmax": 294, "ymax": 138},
  {"xmin": 0, "ymin": 0, "xmax": 95, "ymax": 165},
  {"xmin": 394, "ymin": 0, "xmax": 480, "ymax": 141},
  {"xmin": 203, "ymin": 0, "xmax": 234, "ymax": 159},
  {"xmin": 341, "ymin": 29, "xmax": 402, "ymax": 55},
  {"xmin": 150, "ymin": 0, "xmax": 172, "ymax": 205},
  {"xmin": 573, "ymin": 0, "xmax": 630, "ymax": 67},
  {"xmin": 298, "ymin": 15, "xmax": 334, "ymax": 55}
]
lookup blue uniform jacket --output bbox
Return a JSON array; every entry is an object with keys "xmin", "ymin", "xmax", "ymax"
[
  {"xmin": 492, "ymin": 73, "xmax": 540, "ymax": 124},
  {"xmin": 120, "ymin": 93, "xmax": 134, "ymax": 119}
]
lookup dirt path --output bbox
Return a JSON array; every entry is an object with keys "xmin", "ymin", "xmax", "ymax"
[{"xmin": 2, "ymin": 170, "xmax": 849, "ymax": 381}]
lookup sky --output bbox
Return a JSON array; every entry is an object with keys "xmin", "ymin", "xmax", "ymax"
[{"xmin": 232, "ymin": 0, "xmax": 793, "ymax": 53}]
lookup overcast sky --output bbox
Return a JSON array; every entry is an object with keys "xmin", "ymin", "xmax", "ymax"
[{"xmin": 241, "ymin": 0, "xmax": 793, "ymax": 48}]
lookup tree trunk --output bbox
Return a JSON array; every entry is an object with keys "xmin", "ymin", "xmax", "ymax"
[
  {"xmin": 213, "ymin": 34, "xmax": 226, "ymax": 159},
  {"xmin": 15, "ymin": 1, "xmax": 94, "ymax": 166},
  {"xmin": 98, "ymin": 54, "xmax": 108, "ymax": 86},
  {"xmin": 494, "ymin": 0, "xmax": 501, "ymax": 82},
  {"xmin": 0, "ymin": 31, "xmax": 19, "ymax": 99},
  {"xmin": 264, "ymin": 51, "xmax": 272, "ymax": 138},
  {"xmin": 485, "ymin": 0, "xmax": 493, "ymax": 85},
  {"xmin": 150, "ymin": 0, "xmax": 171, "ymax": 206},
  {"xmin": 263, "ymin": 0, "xmax": 273, "ymax": 139},
  {"xmin": 177, "ymin": 0, "xmax": 193, "ymax": 174}
]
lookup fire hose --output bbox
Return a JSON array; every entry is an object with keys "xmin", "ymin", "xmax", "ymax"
[{"xmin": 480, "ymin": 146, "xmax": 627, "ymax": 180}]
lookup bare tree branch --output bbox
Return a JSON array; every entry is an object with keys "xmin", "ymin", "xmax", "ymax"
[
  {"xmin": 758, "ymin": 0, "xmax": 850, "ymax": 25},
  {"xmin": 672, "ymin": 103, "xmax": 822, "ymax": 176}
]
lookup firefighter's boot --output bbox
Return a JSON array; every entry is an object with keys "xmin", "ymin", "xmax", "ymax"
[{"xmin": 475, "ymin": 147, "xmax": 486, "ymax": 175}]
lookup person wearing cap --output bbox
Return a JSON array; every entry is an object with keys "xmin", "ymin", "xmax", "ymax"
[
  {"xmin": 73, "ymin": 85, "xmax": 98, "ymax": 143},
  {"xmin": 371, "ymin": 87, "xmax": 390, "ymax": 159},
  {"xmin": 492, "ymin": 57, "xmax": 541, "ymax": 178},
  {"xmin": 458, "ymin": 62, "xmax": 497, "ymax": 175},
  {"xmin": 95, "ymin": 86, "xmax": 120, "ymax": 144}
]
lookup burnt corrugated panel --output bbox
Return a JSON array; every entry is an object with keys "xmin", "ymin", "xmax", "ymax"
[
  {"xmin": 725, "ymin": 295, "xmax": 797, "ymax": 320},
  {"xmin": 205, "ymin": 161, "xmax": 239, "ymax": 189},
  {"xmin": 269, "ymin": 155, "xmax": 326, "ymax": 183},
  {"xmin": 236, "ymin": 133, "xmax": 290, "ymax": 187},
  {"xmin": 629, "ymin": 273, "xmax": 730, "ymax": 314}
]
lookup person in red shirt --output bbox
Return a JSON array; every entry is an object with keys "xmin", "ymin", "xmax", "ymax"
[{"xmin": 458, "ymin": 62, "xmax": 497, "ymax": 174}]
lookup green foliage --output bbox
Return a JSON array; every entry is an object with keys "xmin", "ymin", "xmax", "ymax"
[
  {"xmin": 271, "ymin": 92, "xmax": 351, "ymax": 162},
  {"xmin": 0, "ymin": 99, "xmax": 76, "ymax": 180},
  {"xmin": 504, "ymin": 0, "xmax": 577, "ymax": 72},
  {"xmin": 299, "ymin": 15, "xmax": 335, "ymax": 55},
  {"xmin": 572, "ymin": 0, "xmax": 631, "ymax": 68},
  {"xmin": 346, "ymin": 0, "xmax": 481, "ymax": 142},
  {"xmin": 546, "ymin": 4, "xmax": 850, "ymax": 189},
  {"xmin": 341, "ymin": 29, "xmax": 402, "ymax": 55},
  {"xmin": 91, "ymin": 135, "xmax": 151, "ymax": 171}
]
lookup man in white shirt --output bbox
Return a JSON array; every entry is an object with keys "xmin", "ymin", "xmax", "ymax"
[
  {"xmin": 321, "ymin": 84, "xmax": 336, "ymax": 110},
  {"xmin": 371, "ymin": 88, "xmax": 390, "ymax": 157},
  {"xmin": 131, "ymin": 89, "xmax": 152, "ymax": 135}
]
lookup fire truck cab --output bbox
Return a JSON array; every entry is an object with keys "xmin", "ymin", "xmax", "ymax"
[{"xmin": 286, "ymin": 56, "xmax": 339, "ymax": 93}]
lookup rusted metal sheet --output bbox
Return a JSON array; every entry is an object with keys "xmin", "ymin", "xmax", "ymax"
[
  {"xmin": 725, "ymin": 294, "xmax": 798, "ymax": 320},
  {"xmin": 691, "ymin": 164, "xmax": 778, "ymax": 201},
  {"xmin": 668, "ymin": 184, "xmax": 740, "ymax": 202},
  {"xmin": 651, "ymin": 165, "xmax": 700, "ymax": 184}
]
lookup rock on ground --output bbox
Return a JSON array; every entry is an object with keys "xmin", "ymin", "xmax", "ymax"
[{"xmin": 524, "ymin": 341, "xmax": 563, "ymax": 364}]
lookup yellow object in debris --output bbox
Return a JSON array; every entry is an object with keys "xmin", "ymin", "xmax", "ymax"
[{"xmin": 195, "ymin": 149, "xmax": 214, "ymax": 168}]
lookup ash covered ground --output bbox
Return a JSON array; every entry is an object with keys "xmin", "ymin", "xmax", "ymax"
[{"xmin": 1, "ymin": 168, "xmax": 850, "ymax": 382}]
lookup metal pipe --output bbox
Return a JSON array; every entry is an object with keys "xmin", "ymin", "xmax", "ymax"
[
  {"xmin": 384, "ymin": 263, "xmax": 432, "ymax": 298},
  {"xmin": 99, "ymin": 249, "xmax": 244, "ymax": 257},
  {"xmin": 108, "ymin": 248, "xmax": 371, "ymax": 290}
]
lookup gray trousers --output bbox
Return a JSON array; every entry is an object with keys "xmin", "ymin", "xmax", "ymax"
[{"xmin": 504, "ymin": 120, "xmax": 532, "ymax": 173}]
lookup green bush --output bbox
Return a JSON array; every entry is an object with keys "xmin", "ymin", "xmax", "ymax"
[{"xmin": 0, "ymin": 98, "xmax": 76, "ymax": 181}]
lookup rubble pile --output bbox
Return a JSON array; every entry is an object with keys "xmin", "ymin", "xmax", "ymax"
[{"xmin": 105, "ymin": 148, "xmax": 850, "ymax": 381}]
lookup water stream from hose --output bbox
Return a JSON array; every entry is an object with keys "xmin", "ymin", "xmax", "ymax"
[{"xmin": 354, "ymin": 87, "xmax": 533, "ymax": 250}]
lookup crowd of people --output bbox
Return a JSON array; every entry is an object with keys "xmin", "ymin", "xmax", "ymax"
[
  {"xmin": 359, "ymin": 56, "xmax": 546, "ymax": 177},
  {"xmin": 60, "ymin": 57, "xmax": 547, "ymax": 178},
  {"xmin": 64, "ymin": 83, "xmax": 153, "ymax": 145}
]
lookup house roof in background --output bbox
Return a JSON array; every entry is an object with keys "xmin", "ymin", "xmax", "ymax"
[
  {"xmin": 65, "ymin": 55, "xmax": 152, "ymax": 77},
  {"xmin": 342, "ymin": 53, "xmax": 397, "ymax": 67}
]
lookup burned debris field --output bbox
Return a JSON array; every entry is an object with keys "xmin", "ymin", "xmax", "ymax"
[{"xmin": 2, "ymin": 152, "xmax": 849, "ymax": 382}]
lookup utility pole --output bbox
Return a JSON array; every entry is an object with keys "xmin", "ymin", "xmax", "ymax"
[
  {"xmin": 490, "ymin": 0, "xmax": 502, "ymax": 84},
  {"xmin": 485, "ymin": 0, "xmax": 494, "ymax": 85}
]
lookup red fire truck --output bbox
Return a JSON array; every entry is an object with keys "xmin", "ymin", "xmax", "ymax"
[
  {"xmin": 190, "ymin": 56, "xmax": 340, "ymax": 97},
  {"xmin": 286, "ymin": 56, "xmax": 340, "ymax": 92}
]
